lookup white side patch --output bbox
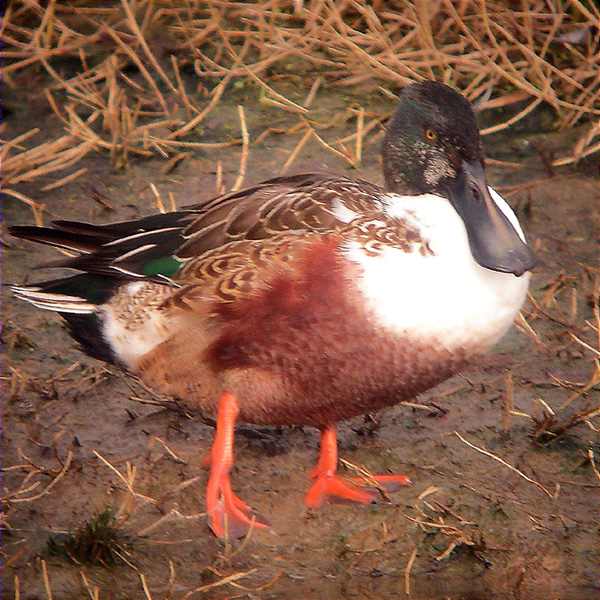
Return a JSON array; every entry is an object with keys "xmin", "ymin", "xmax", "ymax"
[
  {"xmin": 346, "ymin": 193, "xmax": 530, "ymax": 352},
  {"xmin": 100, "ymin": 282, "xmax": 173, "ymax": 369}
]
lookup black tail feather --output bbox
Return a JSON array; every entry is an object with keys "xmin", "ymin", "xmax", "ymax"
[
  {"xmin": 62, "ymin": 312, "xmax": 119, "ymax": 365},
  {"xmin": 11, "ymin": 274, "xmax": 123, "ymax": 365},
  {"xmin": 9, "ymin": 211, "xmax": 196, "ymax": 280},
  {"xmin": 8, "ymin": 226, "xmax": 105, "ymax": 254}
]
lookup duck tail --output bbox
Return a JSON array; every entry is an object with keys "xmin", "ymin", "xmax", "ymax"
[{"xmin": 10, "ymin": 274, "xmax": 122, "ymax": 364}]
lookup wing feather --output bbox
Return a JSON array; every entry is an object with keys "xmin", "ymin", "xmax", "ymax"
[{"xmin": 10, "ymin": 174, "xmax": 389, "ymax": 284}]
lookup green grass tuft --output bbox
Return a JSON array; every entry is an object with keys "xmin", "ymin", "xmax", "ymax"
[{"xmin": 46, "ymin": 507, "xmax": 133, "ymax": 567}]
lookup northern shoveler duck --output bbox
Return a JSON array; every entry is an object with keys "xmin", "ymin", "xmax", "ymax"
[{"xmin": 10, "ymin": 81, "xmax": 536, "ymax": 539}]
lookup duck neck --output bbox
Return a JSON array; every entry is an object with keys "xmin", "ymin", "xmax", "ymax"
[{"xmin": 382, "ymin": 168, "xmax": 424, "ymax": 196}]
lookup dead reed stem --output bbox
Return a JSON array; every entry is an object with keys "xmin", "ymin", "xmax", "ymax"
[
  {"xmin": 404, "ymin": 546, "xmax": 417, "ymax": 596},
  {"xmin": 281, "ymin": 127, "xmax": 313, "ymax": 174},
  {"xmin": 455, "ymin": 432, "xmax": 553, "ymax": 497},
  {"xmin": 232, "ymin": 105, "xmax": 249, "ymax": 191},
  {"xmin": 2, "ymin": 0, "xmax": 600, "ymax": 207},
  {"xmin": 41, "ymin": 560, "xmax": 54, "ymax": 600},
  {"xmin": 181, "ymin": 568, "xmax": 258, "ymax": 599}
]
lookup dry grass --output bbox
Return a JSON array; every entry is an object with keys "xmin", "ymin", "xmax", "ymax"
[
  {"xmin": 2, "ymin": 0, "xmax": 600, "ymax": 222},
  {"xmin": 520, "ymin": 268, "xmax": 600, "ymax": 443},
  {"xmin": 3, "ymin": 3, "xmax": 600, "ymax": 597}
]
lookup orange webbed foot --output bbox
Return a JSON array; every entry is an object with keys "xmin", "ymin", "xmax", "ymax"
[
  {"xmin": 206, "ymin": 392, "xmax": 269, "ymax": 539},
  {"xmin": 305, "ymin": 426, "xmax": 411, "ymax": 509},
  {"xmin": 306, "ymin": 473, "xmax": 376, "ymax": 508},
  {"xmin": 207, "ymin": 473, "xmax": 269, "ymax": 539}
]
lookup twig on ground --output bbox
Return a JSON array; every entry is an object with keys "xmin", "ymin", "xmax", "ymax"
[{"xmin": 454, "ymin": 432, "xmax": 553, "ymax": 497}]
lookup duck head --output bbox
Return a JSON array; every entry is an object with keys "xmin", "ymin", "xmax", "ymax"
[{"xmin": 382, "ymin": 80, "xmax": 536, "ymax": 277}]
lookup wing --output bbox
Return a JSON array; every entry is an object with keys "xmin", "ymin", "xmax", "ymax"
[
  {"xmin": 163, "ymin": 232, "xmax": 327, "ymax": 312},
  {"xmin": 176, "ymin": 173, "xmax": 384, "ymax": 257},
  {"xmin": 10, "ymin": 173, "xmax": 388, "ymax": 284}
]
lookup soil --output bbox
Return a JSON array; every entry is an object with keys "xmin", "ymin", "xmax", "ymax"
[{"xmin": 2, "ymin": 79, "xmax": 600, "ymax": 600}]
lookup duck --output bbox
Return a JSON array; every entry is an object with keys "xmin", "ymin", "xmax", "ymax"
[{"xmin": 9, "ymin": 81, "xmax": 536, "ymax": 539}]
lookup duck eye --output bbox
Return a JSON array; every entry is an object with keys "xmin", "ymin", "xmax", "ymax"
[{"xmin": 425, "ymin": 128, "xmax": 438, "ymax": 142}]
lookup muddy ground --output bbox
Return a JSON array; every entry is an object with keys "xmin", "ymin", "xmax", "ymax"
[{"xmin": 2, "ymin": 80, "xmax": 600, "ymax": 600}]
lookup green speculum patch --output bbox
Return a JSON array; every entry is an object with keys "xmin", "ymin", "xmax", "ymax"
[{"xmin": 142, "ymin": 256, "xmax": 182, "ymax": 278}]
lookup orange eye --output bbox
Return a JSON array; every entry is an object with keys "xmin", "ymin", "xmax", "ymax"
[{"xmin": 425, "ymin": 128, "xmax": 437, "ymax": 141}]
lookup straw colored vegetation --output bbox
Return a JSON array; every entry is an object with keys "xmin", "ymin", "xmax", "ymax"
[
  {"xmin": 2, "ymin": 0, "xmax": 600, "ymax": 221},
  {"xmin": 3, "ymin": 2, "xmax": 600, "ymax": 598}
]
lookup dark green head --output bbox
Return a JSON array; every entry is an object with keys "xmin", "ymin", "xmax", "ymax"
[
  {"xmin": 382, "ymin": 80, "xmax": 482, "ymax": 195},
  {"xmin": 382, "ymin": 80, "xmax": 536, "ymax": 278}
]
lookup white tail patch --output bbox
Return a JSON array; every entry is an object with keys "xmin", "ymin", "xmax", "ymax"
[{"xmin": 11, "ymin": 286, "xmax": 95, "ymax": 314}]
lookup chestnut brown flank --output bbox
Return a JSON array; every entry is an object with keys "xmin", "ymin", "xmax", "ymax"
[
  {"xmin": 196, "ymin": 237, "xmax": 468, "ymax": 426},
  {"xmin": 206, "ymin": 236, "xmax": 343, "ymax": 370}
]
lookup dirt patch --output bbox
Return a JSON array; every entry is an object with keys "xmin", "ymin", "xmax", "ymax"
[{"xmin": 3, "ymin": 75, "xmax": 600, "ymax": 600}]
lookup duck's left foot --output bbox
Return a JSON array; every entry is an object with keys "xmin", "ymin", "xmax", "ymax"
[
  {"xmin": 306, "ymin": 473, "xmax": 376, "ymax": 508},
  {"xmin": 207, "ymin": 472, "xmax": 269, "ymax": 538},
  {"xmin": 206, "ymin": 392, "xmax": 269, "ymax": 539},
  {"xmin": 305, "ymin": 425, "xmax": 411, "ymax": 509}
]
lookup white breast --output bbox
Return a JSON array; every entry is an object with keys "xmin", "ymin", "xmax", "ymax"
[{"xmin": 343, "ymin": 190, "xmax": 530, "ymax": 353}]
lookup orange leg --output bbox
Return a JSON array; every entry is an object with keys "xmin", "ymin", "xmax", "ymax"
[
  {"xmin": 205, "ymin": 392, "xmax": 269, "ymax": 539},
  {"xmin": 305, "ymin": 425, "xmax": 411, "ymax": 509}
]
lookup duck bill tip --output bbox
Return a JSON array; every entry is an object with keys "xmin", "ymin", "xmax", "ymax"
[{"xmin": 448, "ymin": 161, "xmax": 536, "ymax": 276}]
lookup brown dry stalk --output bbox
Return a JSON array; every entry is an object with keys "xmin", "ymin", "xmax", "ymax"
[
  {"xmin": 80, "ymin": 571, "xmax": 100, "ymax": 600},
  {"xmin": 243, "ymin": 65, "xmax": 308, "ymax": 115},
  {"xmin": 41, "ymin": 167, "xmax": 87, "ymax": 191},
  {"xmin": 2, "ymin": 189, "xmax": 45, "ymax": 225},
  {"xmin": 41, "ymin": 560, "xmax": 54, "ymax": 600},
  {"xmin": 232, "ymin": 105, "xmax": 249, "ymax": 191},
  {"xmin": 355, "ymin": 106, "xmax": 365, "ymax": 164},
  {"xmin": 404, "ymin": 546, "xmax": 418, "ymax": 596},
  {"xmin": 589, "ymin": 449, "xmax": 600, "ymax": 483},
  {"xmin": 170, "ymin": 54, "xmax": 197, "ymax": 117},
  {"xmin": 480, "ymin": 97, "xmax": 543, "ymax": 136},
  {"xmin": 553, "ymin": 141, "xmax": 600, "ymax": 166},
  {"xmin": 93, "ymin": 450, "xmax": 158, "ymax": 507},
  {"xmin": 569, "ymin": 332, "xmax": 600, "ymax": 358},
  {"xmin": 455, "ymin": 432, "xmax": 553, "ymax": 497},
  {"xmin": 13, "ymin": 575, "xmax": 20, "ymax": 600},
  {"xmin": 0, "ymin": 127, "xmax": 40, "ymax": 156},
  {"xmin": 3, "ymin": 134, "xmax": 75, "ymax": 172},
  {"xmin": 181, "ymin": 569, "xmax": 259, "ymax": 599},
  {"xmin": 103, "ymin": 26, "xmax": 168, "ymax": 114},
  {"xmin": 139, "ymin": 574, "xmax": 153, "ymax": 600},
  {"xmin": 120, "ymin": 0, "xmax": 177, "ymax": 94},
  {"xmin": 150, "ymin": 138, "xmax": 240, "ymax": 149},
  {"xmin": 167, "ymin": 41, "xmax": 248, "ymax": 140},
  {"xmin": 281, "ymin": 127, "xmax": 313, "ymax": 174},
  {"xmin": 2, "ymin": 0, "xmax": 600, "ymax": 197},
  {"xmin": 8, "ymin": 142, "xmax": 95, "ymax": 185},
  {"xmin": 303, "ymin": 76, "xmax": 322, "ymax": 108},
  {"xmin": 502, "ymin": 371, "xmax": 514, "ymax": 433},
  {"xmin": 10, "ymin": 451, "xmax": 72, "ymax": 504},
  {"xmin": 1, "ymin": 34, "xmax": 103, "ymax": 76}
]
